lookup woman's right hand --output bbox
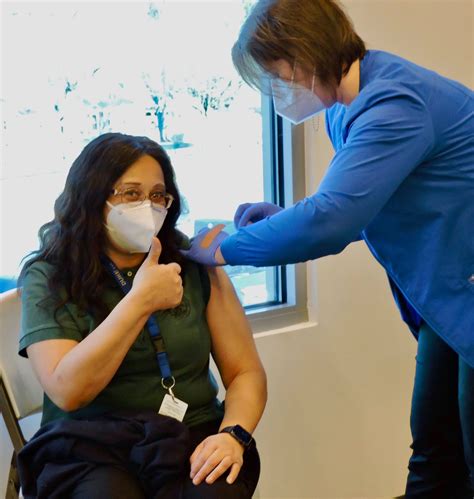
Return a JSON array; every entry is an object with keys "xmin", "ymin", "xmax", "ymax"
[{"xmin": 131, "ymin": 237, "xmax": 183, "ymax": 313}]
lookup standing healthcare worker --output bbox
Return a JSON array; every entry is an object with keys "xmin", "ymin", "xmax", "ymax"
[{"xmin": 181, "ymin": 0, "xmax": 474, "ymax": 496}]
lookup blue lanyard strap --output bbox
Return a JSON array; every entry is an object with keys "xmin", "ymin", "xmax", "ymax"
[{"xmin": 101, "ymin": 255, "xmax": 173, "ymax": 381}]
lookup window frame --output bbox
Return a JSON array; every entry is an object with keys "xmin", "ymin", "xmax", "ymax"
[{"xmin": 245, "ymin": 95, "xmax": 308, "ymax": 333}]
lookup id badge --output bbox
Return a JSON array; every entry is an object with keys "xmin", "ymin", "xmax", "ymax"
[{"xmin": 158, "ymin": 393, "xmax": 188, "ymax": 422}]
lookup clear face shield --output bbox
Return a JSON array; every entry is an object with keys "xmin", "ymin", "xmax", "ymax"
[{"xmin": 270, "ymin": 62, "xmax": 326, "ymax": 125}]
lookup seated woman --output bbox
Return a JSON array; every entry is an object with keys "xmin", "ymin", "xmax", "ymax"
[{"xmin": 17, "ymin": 132, "xmax": 267, "ymax": 499}]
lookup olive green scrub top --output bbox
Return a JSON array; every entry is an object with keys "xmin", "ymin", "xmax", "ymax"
[{"xmin": 19, "ymin": 260, "xmax": 224, "ymax": 427}]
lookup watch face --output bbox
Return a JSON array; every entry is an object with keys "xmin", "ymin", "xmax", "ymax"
[{"xmin": 232, "ymin": 425, "xmax": 252, "ymax": 445}]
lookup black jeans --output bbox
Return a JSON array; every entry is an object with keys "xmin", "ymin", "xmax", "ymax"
[
  {"xmin": 69, "ymin": 419, "xmax": 260, "ymax": 499},
  {"xmin": 405, "ymin": 322, "xmax": 474, "ymax": 498}
]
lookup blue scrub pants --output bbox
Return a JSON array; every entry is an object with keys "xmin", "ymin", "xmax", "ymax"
[{"xmin": 405, "ymin": 322, "xmax": 474, "ymax": 498}]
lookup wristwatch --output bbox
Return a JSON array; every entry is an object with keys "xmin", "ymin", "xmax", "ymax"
[{"xmin": 220, "ymin": 425, "xmax": 254, "ymax": 449}]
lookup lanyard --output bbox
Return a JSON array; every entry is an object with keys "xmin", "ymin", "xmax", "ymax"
[{"xmin": 101, "ymin": 256, "xmax": 176, "ymax": 394}]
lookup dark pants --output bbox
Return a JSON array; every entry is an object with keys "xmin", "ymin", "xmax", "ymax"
[
  {"xmin": 69, "ymin": 419, "xmax": 260, "ymax": 499},
  {"xmin": 405, "ymin": 322, "xmax": 474, "ymax": 498}
]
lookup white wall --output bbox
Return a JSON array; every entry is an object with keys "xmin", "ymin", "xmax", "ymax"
[
  {"xmin": 1, "ymin": 1, "xmax": 472, "ymax": 498},
  {"xmin": 252, "ymin": 1, "xmax": 473, "ymax": 498}
]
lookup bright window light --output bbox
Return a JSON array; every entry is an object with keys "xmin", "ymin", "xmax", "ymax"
[{"xmin": 1, "ymin": 1, "xmax": 282, "ymax": 307}]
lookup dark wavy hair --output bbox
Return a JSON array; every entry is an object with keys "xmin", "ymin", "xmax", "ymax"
[
  {"xmin": 18, "ymin": 132, "xmax": 186, "ymax": 321},
  {"xmin": 232, "ymin": 0, "xmax": 366, "ymax": 92}
]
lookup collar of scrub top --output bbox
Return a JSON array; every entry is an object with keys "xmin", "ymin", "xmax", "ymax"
[{"xmin": 100, "ymin": 254, "xmax": 176, "ymax": 396}]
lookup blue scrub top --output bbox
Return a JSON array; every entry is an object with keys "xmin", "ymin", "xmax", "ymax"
[{"xmin": 221, "ymin": 50, "xmax": 474, "ymax": 367}]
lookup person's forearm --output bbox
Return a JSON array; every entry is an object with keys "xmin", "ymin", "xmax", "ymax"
[
  {"xmin": 49, "ymin": 292, "xmax": 150, "ymax": 411},
  {"xmin": 219, "ymin": 370, "xmax": 267, "ymax": 434},
  {"xmin": 220, "ymin": 196, "xmax": 357, "ymax": 267}
]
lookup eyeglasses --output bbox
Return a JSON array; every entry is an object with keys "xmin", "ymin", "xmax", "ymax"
[
  {"xmin": 269, "ymin": 60, "xmax": 316, "ymax": 92},
  {"xmin": 110, "ymin": 185, "xmax": 174, "ymax": 209}
]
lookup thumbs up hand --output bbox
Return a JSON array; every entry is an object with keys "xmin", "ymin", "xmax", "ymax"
[{"xmin": 131, "ymin": 237, "xmax": 183, "ymax": 313}]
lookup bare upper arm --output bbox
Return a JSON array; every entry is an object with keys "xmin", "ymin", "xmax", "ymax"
[
  {"xmin": 27, "ymin": 339, "xmax": 78, "ymax": 392},
  {"xmin": 205, "ymin": 267, "xmax": 264, "ymax": 388}
]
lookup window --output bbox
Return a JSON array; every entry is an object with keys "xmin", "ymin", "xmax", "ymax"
[{"xmin": 1, "ymin": 1, "xmax": 307, "ymax": 325}]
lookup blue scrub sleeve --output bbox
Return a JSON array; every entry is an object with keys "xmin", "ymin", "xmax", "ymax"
[{"xmin": 221, "ymin": 89, "xmax": 435, "ymax": 266}]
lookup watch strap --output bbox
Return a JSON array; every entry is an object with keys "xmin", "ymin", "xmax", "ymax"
[{"xmin": 219, "ymin": 425, "xmax": 254, "ymax": 448}]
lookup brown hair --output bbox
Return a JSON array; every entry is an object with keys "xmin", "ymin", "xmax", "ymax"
[
  {"xmin": 232, "ymin": 0, "xmax": 366, "ymax": 92},
  {"xmin": 19, "ymin": 133, "xmax": 187, "ymax": 323}
]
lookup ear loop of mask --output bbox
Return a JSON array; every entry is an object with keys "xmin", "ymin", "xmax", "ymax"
[
  {"xmin": 291, "ymin": 60, "xmax": 317, "ymax": 93},
  {"xmin": 290, "ymin": 60, "xmax": 297, "ymax": 86}
]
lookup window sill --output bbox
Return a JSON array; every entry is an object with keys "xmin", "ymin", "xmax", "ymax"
[{"xmin": 253, "ymin": 319, "xmax": 318, "ymax": 340}]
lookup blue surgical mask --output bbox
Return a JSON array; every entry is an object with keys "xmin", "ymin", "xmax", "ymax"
[{"xmin": 271, "ymin": 71, "xmax": 325, "ymax": 125}]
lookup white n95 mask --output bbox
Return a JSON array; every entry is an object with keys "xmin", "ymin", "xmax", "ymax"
[
  {"xmin": 271, "ymin": 73, "xmax": 325, "ymax": 125},
  {"xmin": 105, "ymin": 200, "xmax": 167, "ymax": 253}
]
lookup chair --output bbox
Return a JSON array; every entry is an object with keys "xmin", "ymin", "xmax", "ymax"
[{"xmin": 0, "ymin": 288, "xmax": 43, "ymax": 499}]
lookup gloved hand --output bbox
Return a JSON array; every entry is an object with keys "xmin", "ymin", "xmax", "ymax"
[
  {"xmin": 234, "ymin": 202, "xmax": 283, "ymax": 229},
  {"xmin": 180, "ymin": 224, "xmax": 229, "ymax": 266}
]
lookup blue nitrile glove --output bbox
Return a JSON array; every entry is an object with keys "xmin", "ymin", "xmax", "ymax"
[
  {"xmin": 233, "ymin": 202, "xmax": 284, "ymax": 229},
  {"xmin": 180, "ymin": 225, "xmax": 229, "ymax": 266}
]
